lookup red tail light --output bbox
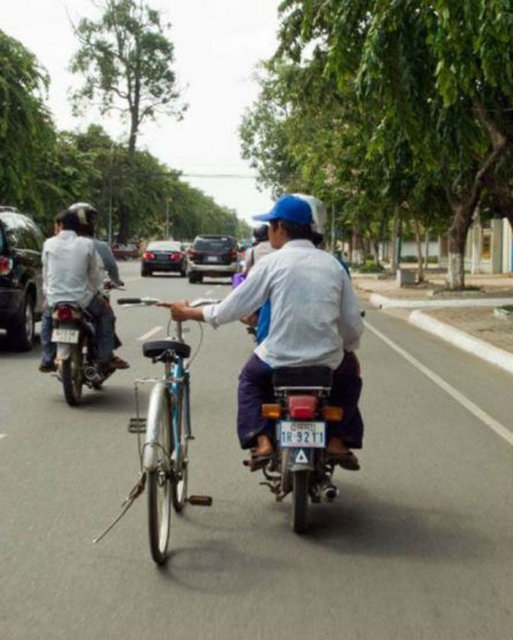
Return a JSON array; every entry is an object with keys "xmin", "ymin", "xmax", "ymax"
[
  {"xmin": 229, "ymin": 249, "xmax": 238, "ymax": 260},
  {"xmin": 170, "ymin": 252, "xmax": 181, "ymax": 260},
  {"xmin": 0, "ymin": 256, "xmax": 13, "ymax": 276},
  {"xmin": 56, "ymin": 306, "xmax": 75, "ymax": 322},
  {"xmin": 287, "ymin": 395, "xmax": 317, "ymax": 420},
  {"xmin": 143, "ymin": 252, "xmax": 155, "ymax": 260}
]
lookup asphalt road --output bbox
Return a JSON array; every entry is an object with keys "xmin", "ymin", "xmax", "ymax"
[{"xmin": 0, "ymin": 260, "xmax": 511, "ymax": 640}]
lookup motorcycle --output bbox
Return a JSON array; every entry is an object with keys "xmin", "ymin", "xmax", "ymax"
[
  {"xmin": 51, "ymin": 301, "xmax": 116, "ymax": 406},
  {"xmin": 245, "ymin": 365, "xmax": 344, "ymax": 533}
]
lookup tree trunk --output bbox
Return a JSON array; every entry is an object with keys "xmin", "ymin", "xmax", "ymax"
[
  {"xmin": 446, "ymin": 203, "xmax": 473, "ymax": 289},
  {"xmin": 390, "ymin": 207, "xmax": 400, "ymax": 273},
  {"xmin": 413, "ymin": 217, "xmax": 424, "ymax": 283},
  {"xmin": 117, "ymin": 202, "xmax": 130, "ymax": 244}
]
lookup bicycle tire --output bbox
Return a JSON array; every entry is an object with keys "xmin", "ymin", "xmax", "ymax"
[
  {"xmin": 172, "ymin": 383, "xmax": 189, "ymax": 512},
  {"xmin": 62, "ymin": 343, "xmax": 83, "ymax": 406},
  {"xmin": 291, "ymin": 470, "xmax": 309, "ymax": 534},
  {"xmin": 147, "ymin": 386, "xmax": 172, "ymax": 565}
]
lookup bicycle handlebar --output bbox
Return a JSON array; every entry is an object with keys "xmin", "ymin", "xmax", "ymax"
[{"xmin": 117, "ymin": 297, "xmax": 220, "ymax": 308}]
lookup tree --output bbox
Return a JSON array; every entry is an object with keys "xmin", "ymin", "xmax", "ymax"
[
  {"xmin": 0, "ymin": 30, "xmax": 56, "ymax": 212},
  {"xmin": 275, "ymin": 1, "xmax": 513, "ymax": 288},
  {"xmin": 70, "ymin": 0, "xmax": 185, "ymax": 240}
]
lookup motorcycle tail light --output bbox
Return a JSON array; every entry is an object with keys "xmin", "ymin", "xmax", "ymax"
[
  {"xmin": 323, "ymin": 406, "xmax": 344, "ymax": 422},
  {"xmin": 56, "ymin": 306, "xmax": 75, "ymax": 322},
  {"xmin": 262, "ymin": 404, "xmax": 281, "ymax": 419},
  {"xmin": 288, "ymin": 395, "xmax": 317, "ymax": 420},
  {"xmin": 0, "ymin": 256, "xmax": 13, "ymax": 275}
]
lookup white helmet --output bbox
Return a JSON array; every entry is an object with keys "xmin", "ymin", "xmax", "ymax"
[{"xmin": 293, "ymin": 193, "xmax": 327, "ymax": 235}]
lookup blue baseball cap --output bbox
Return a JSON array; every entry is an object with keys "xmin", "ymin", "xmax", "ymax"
[{"xmin": 253, "ymin": 195, "xmax": 313, "ymax": 225}]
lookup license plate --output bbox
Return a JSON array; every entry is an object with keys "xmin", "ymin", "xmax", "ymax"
[
  {"xmin": 52, "ymin": 329, "xmax": 79, "ymax": 343},
  {"xmin": 278, "ymin": 421, "xmax": 326, "ymax": 448},
  {"xmin": 206, "ymin": 256, "xmax": 219, "ymax": 263}
]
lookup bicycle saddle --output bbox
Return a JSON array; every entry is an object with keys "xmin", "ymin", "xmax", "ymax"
[{"xmin": 143, "ymin": 340, "xmax": 191, "ymax": 361}]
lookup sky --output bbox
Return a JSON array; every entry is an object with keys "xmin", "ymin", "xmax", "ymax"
[{"xmin": 2, "ymin": 0, "xmax": 281, "ymax": 224}]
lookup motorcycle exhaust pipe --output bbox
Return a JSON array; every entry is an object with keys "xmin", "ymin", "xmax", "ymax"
[
  {"xmin": 321, "ymin": 482, "xmax": 338, "ymax": 501},
  {"xmin": 83, "ymin": 366, "xmax": 103, "ymax": 384}
]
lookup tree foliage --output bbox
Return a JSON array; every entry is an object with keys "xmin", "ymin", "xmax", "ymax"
[
  {"xmin": 70, "ymin": 0, "xmax": 185, "ymax": 154},
  {"xmin": 0, "ymin": 30, "xmax": 56, "ymax": 210}
]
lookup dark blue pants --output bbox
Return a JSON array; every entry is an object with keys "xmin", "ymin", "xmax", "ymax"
[{"xmin": 237, "ymin": 352, "xmax": 364, "ymax": 450}]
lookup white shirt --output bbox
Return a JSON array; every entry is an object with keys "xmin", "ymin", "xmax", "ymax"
[
  {"xmin": 244, "ymin": 240, "xmax": 275, "ymax": 272},
  {"xmin": 203, "ymin": 240, "xmax": 364, "ymax": 369},
  {"xmin": 42, "ymin": 230, "xmax": 101, "ymax": 308}
]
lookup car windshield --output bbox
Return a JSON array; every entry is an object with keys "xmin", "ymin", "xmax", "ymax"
[
  {"xmin": 148, "ymin": 242, "xmax": 182, "ymax": 251},
  {"xmin": 194, "ymin": 239, "xmax": 232, "ymax": 251}
]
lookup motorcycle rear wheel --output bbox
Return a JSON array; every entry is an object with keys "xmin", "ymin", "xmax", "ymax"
[
  {"xmin": 292, "ymin": 471, "xmax": 309, "ymax": 534},
  {"xmin": 62, "ymin": 343, "xmax": 83, "ymax": 406}
]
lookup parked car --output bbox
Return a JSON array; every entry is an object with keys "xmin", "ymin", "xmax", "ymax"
[
  {"xmin": 141, "ymin": 240, "xmax": 187, "ymax": 277},
  {"xmin": 111, "ymin": 242, "xmax": 139, "ymax": 260},
  {"xmin": 186, "ymin": 234, "xmax": 240, "ymax": 283},
  {"xmin": 0, "ymin": 207, "xmax": 45, "ymax": 350}
]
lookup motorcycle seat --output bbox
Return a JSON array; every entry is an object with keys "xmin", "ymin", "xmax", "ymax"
[
  {"xmin": 273, "ymin": 365, "xmax": 332, "ymax": 388},
  {"xmin": 143, "ymin": 339, "xmax": 191, "ymax": 361}
]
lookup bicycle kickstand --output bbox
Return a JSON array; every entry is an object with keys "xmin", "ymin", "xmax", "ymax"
[{"xmin": 92, "ymin": 472, "xmax": 147, "ymax": 544}]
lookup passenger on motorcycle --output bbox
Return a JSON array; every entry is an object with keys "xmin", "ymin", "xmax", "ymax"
[
  {"xmin": 40, "ymin": 207, "xmax": 119, "ymax": 373},
  {"xmin": 160, "ymin": 194, "xmax": 365, "ymax": 470},
  {"xmin": 72, "ymin": 203, "xmax": 129, "ymax": 369}
]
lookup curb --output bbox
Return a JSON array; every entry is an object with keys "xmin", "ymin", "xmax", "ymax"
[
  {"xmin": 409, "ymin": 310, "xmax": 513, "ymax": 376},
  {"xmin": 369, "ymin": 293, "xmax": 513, "ymax": 310}
]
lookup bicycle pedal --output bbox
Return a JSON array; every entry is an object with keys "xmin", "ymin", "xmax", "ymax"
[
  {"xmin": 187, "ymin": 495, "xmax": 213, "ymax": 506},
  {"xmin": 128, "ymin": 417, "xmax": 146, "ymax": 433}
]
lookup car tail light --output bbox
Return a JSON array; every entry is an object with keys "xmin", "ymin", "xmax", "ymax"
[
  {"xmin": 170, "ymin": 252, "xmax": 181, "ymax": 260},
  {"xmin": 56, "ymin": 306, "xmax": 76, "ymax": 322},
  {"xmin": 287, "ymin": 395, "xmax": 317, "ymax": 420},
  {"xmin": 0, "ymin": 256, "xmax": 13, "ymax": 276},
  {"xmin": 143, "ymin": 252, "xmax": 155, "ymax": 260},
  {"xmin": 229, "ymin": 248, "xmax": 238, "ymax": 260}
]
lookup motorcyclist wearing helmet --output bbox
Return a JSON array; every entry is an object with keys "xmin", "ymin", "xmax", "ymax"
[
  {"xmin": 71, "ymin": 203, "xmax": 129, "ymax": 369},
  {"xmin": 243, "ymin": 224, "xmax": 274, "ymax": 273},
  {"xmin": 39, "ymin": 203, "xmax": 127, "ymax": 373}
]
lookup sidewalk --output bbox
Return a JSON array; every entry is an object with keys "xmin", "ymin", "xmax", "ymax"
[{"xmin": 352, "ymin": 270, "xmax": 513, "ymax": 375}]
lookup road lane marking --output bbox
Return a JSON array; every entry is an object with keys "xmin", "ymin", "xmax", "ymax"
[
  {"xmin": 137, "ymin": 326, "xmax": 163, "ymax": 341},
  {"xmin": 365, "ymin": 319, "xmax": 513, "ymax": 446},
  {"xmin": 0, "ymin": 434, "xmax": 7, "ymax": 441}
]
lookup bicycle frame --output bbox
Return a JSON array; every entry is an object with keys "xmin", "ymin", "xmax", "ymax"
[{"xmin": 142, "ymin": 322, "xmax": 190, "ymax": 472}]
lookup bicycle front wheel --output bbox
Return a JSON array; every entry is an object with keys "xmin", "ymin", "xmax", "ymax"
[
  {"xmin": 172, "ymin": 382, "xmax": 190, "ymax": 512},
  {"xmin": 146, "ymin": 384, "xmax": 172, "ymax": 565}
]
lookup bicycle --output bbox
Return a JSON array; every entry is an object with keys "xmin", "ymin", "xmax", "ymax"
[{"xmin": 115, "ymin": 296, "xmax": 218, "ymax": 565}]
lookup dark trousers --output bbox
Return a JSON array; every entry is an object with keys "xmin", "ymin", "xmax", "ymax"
[{"xmin": 237, "ymin": 352, "xmax": 364, "ymax": 450}]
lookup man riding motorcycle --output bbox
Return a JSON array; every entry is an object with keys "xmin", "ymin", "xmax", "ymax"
[
  {"xmin": 39, "ymin": 204, "xmax": 128, "ymax": 373},
  {"xmin": 159, "ymin": 194, "xmax": 364, "ymax": 470}
]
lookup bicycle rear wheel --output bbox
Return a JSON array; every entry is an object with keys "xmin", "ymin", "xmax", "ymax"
[
  {"xmin": 62, "ymin": 343, "xmax": 83, "ymax": 406},
  {"xmin": 172, "ymin": 382, "xmax": 190, "ymax": 512},
  {"xmin": 146, "ymin": 385, "xmax": 172, "ymax": 565}
]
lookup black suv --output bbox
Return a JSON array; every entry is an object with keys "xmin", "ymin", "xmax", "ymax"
[
  {"xmin": 0, "ymin": 207, "xmax": 45, "ymax": 350},
  {"xmin": 186, "ymin": 234, "xmax": 240, "ymax": 283}
]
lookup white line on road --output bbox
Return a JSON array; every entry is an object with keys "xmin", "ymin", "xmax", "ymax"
[
  {"xmin": 0, "ymin": 434, "xmax": 7, "ymax": 441},
  {"xmin": 365, "ymin": 319, "xmax": 513, "ymax": 446},
  {"xmin": 137, "ymin": 326, "xmax": 163, "ymax": 341}
]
